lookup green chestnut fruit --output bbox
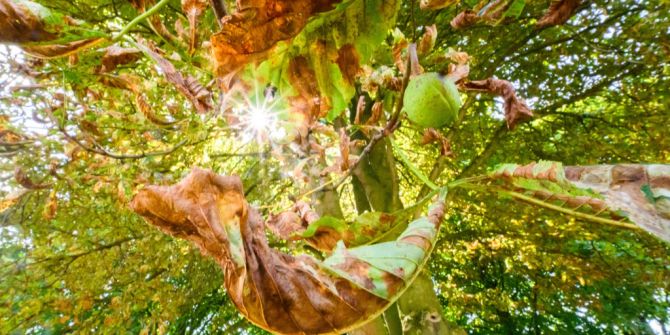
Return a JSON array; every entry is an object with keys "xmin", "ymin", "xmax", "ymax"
[{"xmin": 403, "ymin": 72, "xmax": 462, "ymax": 128}]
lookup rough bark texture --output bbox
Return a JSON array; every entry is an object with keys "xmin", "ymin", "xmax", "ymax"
[{"xmin": 131, "ymin": 168, "xmax": 447, "ymax": 334}]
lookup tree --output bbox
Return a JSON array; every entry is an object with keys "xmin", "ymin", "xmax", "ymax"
[{"xmin": 1, "ymin": 0, "xmax": 669, "ymax": 334}]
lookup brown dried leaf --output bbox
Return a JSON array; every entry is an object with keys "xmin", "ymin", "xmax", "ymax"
[
  {"xmin": 130, "ymin": 168, "xmax": 389, "ymax": 334},
  {"xmin": 267, "ymin": 201, "xmax": 321, "ymax": 240},
  {"xmin": 22, "ymin": 38, "xmax": 105, "ymax": 59},
  {"xmin": 181, "ymin": 0, "xmax": 208, "ymax": 53},
  {"xmin": 536, "ymin": 0, "xmax": 581, "ymax": 28},
  {"xmin": 445, "ymin": 63, "xmax": 470, "ymax": 83},
  {"xmin": 354, "ymin": 96, "xmax": 366, "ymax": 125},
  {"xmin": 136, "ymin": 41, "xmax": 212, "ymax": 113},
  {"xmin": 287, "ymin": 56, "xmax": 329, "ymax": 123},
  {"xmin": 135, "ymin": 95, "xmax": 176, "ymax": 126},
  {"xmin": 337, "ymin": 44, "xmax": 362, "ymax": 85},
  {"xmin": 421, "ymin": 128, "xmax": 452, "ymax": 156},
  {"xmin": 450, "ymin": 10, "xmax": 480, "ymax": 29},
  {"xmin": 417, "ymin": 25, "xmax": 437, "ymax": 55},
  {"xmin": 98, "ymin": 74, "xmax": 142, "ymax": 91},
  {"xmin": 100, "ymin": 46, "xmax": 142, "ymax": 72},
  {"xmin": 266, "ymin": 211, "xmax": 304, "ymax": 239},
  {"xmin": 0, "ymin": 0, "xmax": 55, "ymax": 43},
  {"xmin": 15, "ymin": 167, "xmax": 52, "ymax": 190},
  {"xmin": 367, "ymin": 101, "xmax": 384, "ymax": 125},
  {"xmin": 392, "ymin": 38, "xmax": 409, "ymax": 74},
  {"xmin": 464, "ymin": 78, "xmax": 533, "ymax": 129},
  {"xmin": 211, "ymin": 0, "xmax": 341, "ymax": 75},
  {"xmin": 43, "ymin": 190, "xmax": 57, "ymax": 220},
  {"xmin": 445, "ymin": 50, "xmax": 470, "ymax": 65}
]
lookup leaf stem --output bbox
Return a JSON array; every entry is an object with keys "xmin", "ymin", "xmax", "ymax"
[
  {"xmin": 113, "ymin": 0, "xmax": 172, "ymax": 42},
  {"xmin": 391, "ymin": 138, "xmax": 438, "ymax": 190},
  {"xmin": 496, "ymin": 189, "xmax": 640, "ymax": 230}
]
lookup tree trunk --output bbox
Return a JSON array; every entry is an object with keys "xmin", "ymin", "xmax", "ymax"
[{"xmin": 348, "ymin": 110, "xmax": 463, "ymax": 334}]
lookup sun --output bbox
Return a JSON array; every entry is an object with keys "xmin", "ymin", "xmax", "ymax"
[{"xmin": 226, "ymin": 85, "xmax": 287, "ymax": 143}]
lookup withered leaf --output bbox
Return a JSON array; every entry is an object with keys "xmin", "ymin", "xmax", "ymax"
[
  {"xmin": 22, "ymin": 38, "xmax": 105, "ymax": 59},
  {"xmin": 421, "ymin": 128, "xmax": 452, "ymax": 156},
  {"xmin": 450, "ymin": 10, "xmax": 480, "ymax": 29},
  {"xmin": 445, "ymin": 63, "xmax": 470, "ymax": 83},
  {"xmin": 0, "ymin": 0, "xmax": 104, "ymax": 58},
  {"xmin": 367, "ymin": 101, "xmax": 384, "ymax": 125},
  {"xmin": 0, "ymin": 0, "xmax": 55, "ymax": 43},
  {"xmin": 536, "ymin": 0, "xmax": 581, "ymax": 28},
  {"xmin": 131, "ymin": 168, "xmax": 447, "ymax": 334},
  {"xmin": 136, "ymin": 41, "xmax": 212, "ymax": 113},
  {"xmin": 354, "ymin": 96, "xmax": 366, "ymax": 125},
  {"xmin": 211, "ymin": 0, "xmax": 342, "ymax": 75},
  {"xmin": 43, "ymin": 190, "xmax": 58, "ymax": 220},
  {"xmin": 417, "ymin": 25, "xmax": 437, "ymax": 55},
  {"xmin": 181, "ymin": 0, "xmax": 208, "ymax": 53},
  {"xmin": 135, "ymin": 95, "xmax": 176, "ymax": 126},
  {"xmin": 267, "ymin": 211, "xmax": 304, "ymax": 240},
  {"xmin": 337, "ymin": 44, "xmax": 362, "ymax": 85},
  {"xmin": 98, "ymin": 74, "xmax": 141, "ymax": 91},
  {"xmin": 463, "ymin": 78, "xmax": 533, "ymax": 129},
  {"xmin": 15, "ymin": 167, "xmax": 52, "ymax": 190},
  {"xmin": 287, "ymin": 56, "xmax": 329, "ymax": 123},
  {"xmin": 490, "ymin": 162, "xmax": 670, "ymax": 243},
  {"xmin": 100, "ymin": 46, "xmax": 142, "ymax": 72}
]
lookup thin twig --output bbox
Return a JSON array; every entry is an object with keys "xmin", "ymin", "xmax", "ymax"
[{"xmin": 113, "ymin": 0, "xmax": 172, "ymax": 42}]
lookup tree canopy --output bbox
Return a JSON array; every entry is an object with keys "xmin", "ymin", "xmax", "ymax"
[{"xmin": 1, "ymin": 0, "xmax": 669, "ymax": 334}]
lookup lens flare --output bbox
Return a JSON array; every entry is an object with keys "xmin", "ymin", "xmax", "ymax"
[{"xmin": 225, "ymin": 84, "xmax": 287, "ymax": 143}]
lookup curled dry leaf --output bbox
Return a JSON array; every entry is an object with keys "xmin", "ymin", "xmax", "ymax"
[
  {"xmin": 98, "ymin": 74, "xmax": 141, "ymax": 91},
  {"xmin": 0, "ymin": 0, "xmax": 104, "ymax": 58},
  {"xmin": 321, "ymin": 129, "xmax": 358, "ymax": 175},
  {"xmin": 368, "ymin": 101, "xmax": 384, "ymax": 125},
  {"xmin": 135, "ymin": 95, "xmax": 176, "ymax": 126},
  {"xmin": 267, "ymin": 211, "xmax": 305, "ymax": 239},
  {"xmin": 131, "ymin": 168, "xmax": 447, "ymax": 334},
  {"xmin": 181, "ymin": 0, "xmax": 208, "ymax": 53},
  {"xmin": 337, "ymin": 44, "xmax": 362, "ymax": 85},
  {"xmin": 463, "ymin": 78, "xmax": 533, "ymax": 129},
  {"xmin": 421, "ymin": 128, "xmax": 452, "ymax": 156},
  {"xmin": 450, "ymin": 10, "xmax": 480, "ymax": 29},
  {"xmin": 446, "ymin": 63, "xmax": 470, "ymax": 83},
  {"xmin": 15, "ymin": 167, "xmax": 52, "ymax": 190},
  {"xmin": 355, "ymin": 96, "xmax": 367, "ymax": 125},
  {"xmin": 43, "ymin": 190, "xmax": 58, "ymax": 220},
  {"xmin": 136, "ymin": 41, "xmax": 212, "ymax": 113},
  {"xmin": 536, "ymin": 0, "xmax": 581, "ymax": 28},
  {"xmin": 211, "ymin": 0, "xmax": 342, "ymax": 75},
  {"xmin": 22, "ymin": 38, "xmax": 105, "ymax": 59},
  {"xmin": 417, "ymin": 25, "xmax": 437, "ymax": 55},
  {"xmin": 490, "ymin": 162, "xmax": 670, "ymax": 242},
  {"xmin": 100, "ymin": 46, "xmax": 142, "ymax": 72},
  {"xmin": 267, "ymin": 201, "xmax": 320, "ymax": 240},
  {"xmin": 0, "ymin": 0, "xmax": 55, "ymax": 43},
  {"xmin": 288, "ymin": 56, "xmax": 330, "ymax": 123}
]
